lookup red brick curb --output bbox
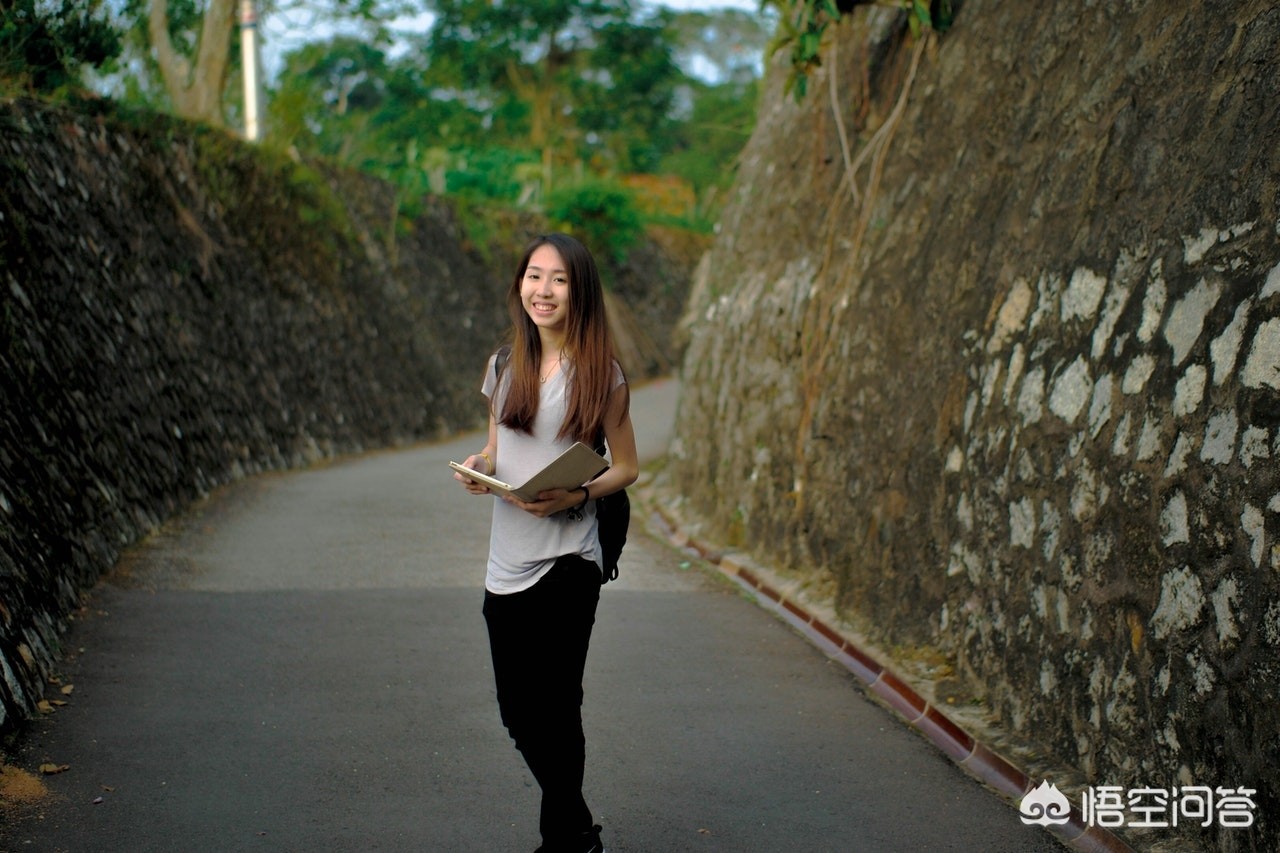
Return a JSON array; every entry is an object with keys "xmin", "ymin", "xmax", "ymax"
[{"xmin": 644, "ymin": 502, "xmax": 1135, "ymax": 853}]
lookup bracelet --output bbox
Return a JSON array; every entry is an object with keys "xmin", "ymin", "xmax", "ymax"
[
  {"xmin": 566, "ymin": 486, "xmax": 589, "ymax": 521},
  {"xmin": 479, "ymin": 452, "xmax": 493, "ymax": 474}
]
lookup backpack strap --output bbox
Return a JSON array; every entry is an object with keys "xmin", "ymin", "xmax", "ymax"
[{"xmin": 494, "ymin": 344, "xmax": 511, "ymax": 381}]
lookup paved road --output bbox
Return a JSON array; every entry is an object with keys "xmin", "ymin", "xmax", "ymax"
[{"xmin": 2, "ymin": 378, "xmax": 1061, "ymax": 852}]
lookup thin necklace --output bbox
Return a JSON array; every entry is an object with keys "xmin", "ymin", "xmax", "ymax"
[{"xmin": 540, "ymin": 350, "xmax": 564, "ymax": 384}]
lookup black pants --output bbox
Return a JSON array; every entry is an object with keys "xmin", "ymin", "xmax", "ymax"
[{"xmin": 483, "ymin": 554, "xmax": 602, "ymax": 847}]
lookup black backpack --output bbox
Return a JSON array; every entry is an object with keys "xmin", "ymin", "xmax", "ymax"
[{"xmin": 493, "ymin": 346, "xmax": 630, "ymax": 582}]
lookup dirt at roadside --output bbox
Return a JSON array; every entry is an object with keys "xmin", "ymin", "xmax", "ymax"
[{"xmin": 0, "ymin": 762, "xmax": 51, "ymax": 821}]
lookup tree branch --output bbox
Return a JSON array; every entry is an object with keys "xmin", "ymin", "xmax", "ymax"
[{"xmin": 148, "ymin": 0, "xmax": 236, "ymax": 126}]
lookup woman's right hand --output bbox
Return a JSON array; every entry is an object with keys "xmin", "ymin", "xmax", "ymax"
[{"xmin": 455, "ymin": 453, "xmax": 492, "ymax": 495}]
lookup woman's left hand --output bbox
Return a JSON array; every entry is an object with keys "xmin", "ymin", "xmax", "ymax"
[{"xmin": 503, "ymin": 487, "xmax": 582, "ymax": 518}]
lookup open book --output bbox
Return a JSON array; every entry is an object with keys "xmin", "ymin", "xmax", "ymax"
[{"xmin": 450, "ymin": 442, "xmax": 609, "ymax": 502}]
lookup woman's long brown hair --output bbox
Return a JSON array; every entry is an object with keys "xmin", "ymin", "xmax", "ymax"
[{"xmin": 497, "ymin": 233, "xmax": 628, "ymax": 443}]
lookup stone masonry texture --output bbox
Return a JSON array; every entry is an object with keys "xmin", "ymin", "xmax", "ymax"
[
  {"xmin": 665, "ymin": 2, "xmax": 1279, "ymax": 850},
  {"xmin": 0, "ymin": 98, "xmax": 506, "ymax": 739}
]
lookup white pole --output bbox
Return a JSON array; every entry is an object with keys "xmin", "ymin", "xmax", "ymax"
[{"xmin": 239, "ymin": 0, "xmax": 264, "ymax": 141}]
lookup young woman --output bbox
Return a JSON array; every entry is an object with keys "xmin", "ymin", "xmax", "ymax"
[{"xmin": 454, "ymin": 233, "xmax": 638, "ymax": 853}]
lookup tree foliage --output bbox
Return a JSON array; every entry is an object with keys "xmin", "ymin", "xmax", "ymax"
[
  {"xmin": 573, "ymin": 12, "xmax": 681, "ymax": 173},
  {"xmin": 261, "ymin": 0, "xmax": 770, "ymax": 232},
  {"xmin": 659, "ymin": 74, "xmax": 759, "ymax": 216},
  {"xmin": 424, "ymin": 0, "xmax": 682, "ymax": 192},
  {"xmin": 545, "ymin": 179, "xmax": 644, "ymax": 262},
  {"xmin": 0, "ymin": 0, "xmax": 122, "ymax": 92}
]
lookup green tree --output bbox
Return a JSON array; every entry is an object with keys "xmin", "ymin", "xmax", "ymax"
[
  {"xmin": 653, "ymin": 8, "xmax": 770, "ymax": 216},
  {"xmin": 271, "ymin": 36, "xmax": 392, "ymax": 162},
  {"xmin": 262, "ymin": 2, "xmax": 765, "ymax": 227},
  {"xmin": 573, "ymin": 11, "xmax": 680, "ymax": 173},
  {"xmin": 425, "ymin": 0, "xmax": 681, "ymax": 195},
  {"xmin": 545, "ymin": 179, "xmax": 642, "ymax": 263},
  {"xmin": 666, "ymin": 7, "xmax": 771, "ymax": 87},
  {"xmin": 0, "ymin": 0, "xmax": 122, "ymax": 92},
  {"xmin": 659, "ymin": 75, "xmax": 759, "ymax": 218}
]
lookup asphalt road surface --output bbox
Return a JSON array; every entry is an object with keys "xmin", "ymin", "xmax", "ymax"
[{"xmin": 2, "ymin": 378, "xmax": 1062, "ymax": 852}]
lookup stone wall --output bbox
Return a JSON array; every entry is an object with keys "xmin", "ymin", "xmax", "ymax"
[
  {"xmin": 666, "ymin": 2, "xmax": 1279, "ymax": 849},
  {"xmin": 0, "ymin": 97, "xmax": 510, "ymax": 737},
  {"xmin": 0, "ymin": 97, "xmax": 695, "ymax": 743}
]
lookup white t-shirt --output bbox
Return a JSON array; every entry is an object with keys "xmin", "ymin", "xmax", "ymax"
[{"xmin": 481, "ymin": 354, "xmax": 623, "ymax": 594}]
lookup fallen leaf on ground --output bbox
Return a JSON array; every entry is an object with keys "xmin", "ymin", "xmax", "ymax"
[
  {"xmin": 61, "ymin": 684, "xmax": 74, "ymax": 695},
  {"xmin": 39, "ymin": 764, "xmax": 70, "ymax": 775}
]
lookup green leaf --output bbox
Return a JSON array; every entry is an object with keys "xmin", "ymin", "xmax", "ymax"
[
  {"xmin": 799, "ymin": 30, "xmax": 822, "ymax": 60},
  {"xmin": 912, "ymin": 0, "xmax": 933, "ymax": 29}
]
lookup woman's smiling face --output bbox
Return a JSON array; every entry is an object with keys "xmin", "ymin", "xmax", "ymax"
[{"xmin": 521, "ymin": 243, "xmax": 571, "ymax": 336}]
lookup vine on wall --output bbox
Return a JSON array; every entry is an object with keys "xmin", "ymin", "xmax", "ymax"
[
  {"xmin": 770, "ymin": 7, "xmax": 936, "ymax": 536},
  {"xmin": 769, "ymin": 0, "xmax": 952, "ymax": 99}
]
